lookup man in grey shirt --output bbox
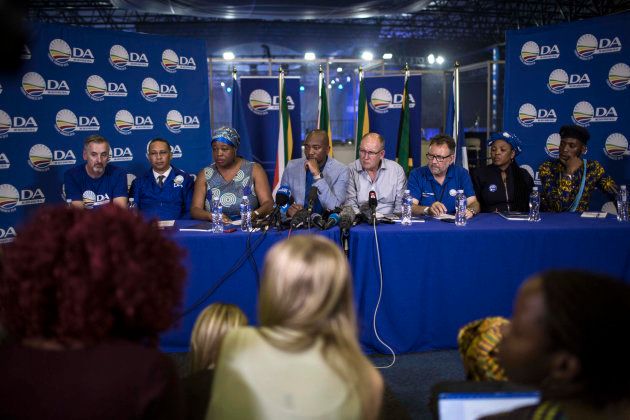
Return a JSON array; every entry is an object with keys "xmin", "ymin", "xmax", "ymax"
[{"xmin": 345, "ymin": 132, "xmax": 406, "ymax": 216}]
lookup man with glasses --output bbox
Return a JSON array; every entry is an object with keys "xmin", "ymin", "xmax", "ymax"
[
  {"xmin": 345, "ymin": 132, "xmax": 406, "ymax": 216},
  {"xmin": 408, "ymin": 134, "xmax": 479, "ymax": 218},
  {"xmin": 129, "ymin": 137, "xmax": 194, "ymax": 220},
  {"xmin": 280, "ymin": 129, "xmax": 349, "ymax": 217}
]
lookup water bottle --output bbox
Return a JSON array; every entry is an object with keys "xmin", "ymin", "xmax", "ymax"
[
  {"xmin": 455, "ymin": 189, "xmax": 467, "ymax": 227},
  {"xmin": 401, "ymin": 189, "xmax": 412, "ymax": 226},
  {"xmin": 528, "ymin": 187, "xmax": 541, "ymax": 222},
  {"xmin": 211, "ymin": 195, "xmax": 223, "ymax": 233},
  {"xmin": 240, "ymin": 195, "xmax": 252, "ymax": 231},
  {"xmin": 617, "ymin": 185, "xmax": 628, "ymax": 222}
]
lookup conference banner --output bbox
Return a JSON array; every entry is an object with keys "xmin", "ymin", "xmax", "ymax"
[
  {"xmin": 0, "ymin": 22, "xmax": 211, "ymax": 234},
  {"xmin": 364, "ymin": 75, "xmax": 422, "ymax": 169},
  {"xmin": 239, "ymin": 76, "xmax": 301, "ymax": 185},
  {"xmin": 504, "ymin": 13, "xmax": 629, "ymax": 209}
]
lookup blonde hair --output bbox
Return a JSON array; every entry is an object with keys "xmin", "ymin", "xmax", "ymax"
[
  {"xmin": 189, "ymin": 303, "xmax": 248, "ymax": 372},
  {"xmin": 259, "ymin": 235, "xmax": 378, "ymax": 417}
]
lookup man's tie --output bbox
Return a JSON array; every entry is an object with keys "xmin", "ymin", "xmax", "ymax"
[{"xmin": 157, "ymin": 175, "xmax": 165, "ymax": 188}]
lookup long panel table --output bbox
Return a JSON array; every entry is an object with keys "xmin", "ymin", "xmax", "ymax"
[{"xmin": 160, "ymin": 214, "xmax": 630, "ymax": 353}]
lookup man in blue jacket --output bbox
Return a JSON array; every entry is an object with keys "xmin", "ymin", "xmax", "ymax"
[{"xmin": 130, "ymin": 138, "xmax": 194, "ymax": 220}]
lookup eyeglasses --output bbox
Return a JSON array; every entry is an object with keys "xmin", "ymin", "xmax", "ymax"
[
  {"xmin": 359, "ymin": 148, "xmax": 383, "ymax": 158},
  {"xmin": 426, "ymin": 153, "xmax": 452, "ymax": 163},
  {"xmin": 149, "ymin": 151, "xmax": 170, "ymax": 157}
]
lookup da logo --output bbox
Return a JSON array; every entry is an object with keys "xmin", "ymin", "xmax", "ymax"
[
  {"xmin": 21, "ymin": 44, "xmax": 31, "ymax": 60},
  {"xmin": 161, "ymin": 49, "xmax": 196, "ymax": 73},
  {"xmin": 109, "ymin": 44, "xmax": 149, "ymax": 70},
  {"xmin": 248, "ymin": 89, "xmax": 273, "ymax": 115},
  {"xmin": 520, "ymin": 41, "xmax": 560, "ymax": 65},
  {"xmin": 85, "ymin": 75, "xmax": 128, "ymax": 100},
  {"xmin": 141, "ymin": 77, "xmax": 178, "ymax": 102},
  {"xmin": 547, "ymin": 69, "xmax": 590, "ymax": 93},
  {"xmin": 604, "ymin": 133, "xmax": 629, "ymax": 160},
  {"xmin": 114, "ymin": 110, "xmax": 154, "ymax": 134},
  {"xmin": 165, "ymin": 110, "xmax": 199, "ymax": 133},
  {"xmin": 0, "ymin": 225, "xmax": 16, "ymax": 244},
  {"xmin": 370, "ymin": 88, "xmax": 392, "ymax": 113},
  {"xmin": 0, "ymin": 152, "xmax": 10, "ymax": 169},
  {"xmin": 48, "ymin": 38, "xmax": 94, "ymax": 66},
  {"xmin": 0, "ymin": 183, "xmax": 45, "ymax": 212},
  {"xmin": 519, "ymin": 164, "xmax": 539, "ymax": 185},
  {"xmin": 28, "ymin": 144, "xmax": 76, "ymax": 171},
  {"xmin": 108, "ymin": 146, "xmax": 134, "ymax": 162},
  {"xmin": 572, "ymin": 101, "xmax": 618, "ymax": 126},
  {"xmin": 518, "ymin": 103, "xmax": 557, "ymax": 127},
  {"xmin": 576, "ymin": 34, "xmax": 622, "ymax": 60},
  {"xmin": 0, "ymin": 109, "xmax": 38, "ymax": 137},
  {"xmin": 545, "ymin": 133, "xmax": 561, "ymax": 158},
  {"xmin": 21, "ymin": 72, "xmax": 70, "ymax": 100},
  {"xmin": 607, "ymin": 63, "xmax": 630, "ymax": 91},
  {"xmin": 55, "ymin": 109, "xmax": 100, "ymax": 136},
  {"xmin": 82, "ymin": 190, "xmax": 112, "ymax": 209}
]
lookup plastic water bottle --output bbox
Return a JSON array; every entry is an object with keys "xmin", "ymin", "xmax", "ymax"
[
  {"xmin": 528, "ymin": 187, "xmax": 541, "ymax": 222},
  {"xmin": 455, "ymin": 189, "xmax": 467, "ymax": 227},
  {"xmin": 617, "ymin": 185, "xmax": 628, "ymax": 222},
  {"xmin": 211, "ymin": 195, "xmax": 223, "ymax": 233},
  {"xmin": 240, "ymin": 195, "xmax": 252, "ymax": 231},
  {"xmin": 401, "ymin": 189, "xmax": 412, "ymax": 226}
]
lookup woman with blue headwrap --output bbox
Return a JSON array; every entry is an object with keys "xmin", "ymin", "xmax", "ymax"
[
  {"xmin": 471, "ymin": 132, "xmax": 534, "ymax": 213},
  {"xmin": 191, "ymin": 127, "xmax": 273, "ymax": 222}
]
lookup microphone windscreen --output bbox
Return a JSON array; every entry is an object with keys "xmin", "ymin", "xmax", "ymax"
[
  {"xmin": 340, "ymin": 206, "xmax": 355, "ymax": 229},
  {"xmin": 324, "ymin": 213, "xmax": 340, "ymax": 229},
  {"xmin": 275, "ymin": 185, "xmax": 291, "ymax": 206},
  {"xmin": 369, "ymin": 190, "xmax": 377, "ymax": 208},
  {"xmin": 307, "ymin": 186, "xmax": 318, "ymax": 204}
]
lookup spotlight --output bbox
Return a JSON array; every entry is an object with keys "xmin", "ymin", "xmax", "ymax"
[
  {"xmin": 220, "ymin": 81, "xmax": 225, "ymax": 87},
  {"xmin": 436, "ymin": 55, "xmax": 445, "ymax": 65},
  {"xmin": 382, "ymin": 53, "xmax": 393, "ymax": 60},
  {"xmin": 346, "ymin": 76, "xmax": 351, "ymax": 83},
  {"xmin": 361, "ymin": 51, "xmax": 374, "ymax": 61},
  {"xmin": 337, "ymin": 67, "xmax": 343, "ymax": 72},
  {"xmin": 222, "ymin": 51, "xmax": 235, "ymax": 60},
  {"xmin": 427, "ymin": 54, "xmax": 435, "ymax": 64},
  {"xmin": 226, "ymin": 87, "xmax": 232, "ymax": 93},
  {"xmin": 330, "ymin": 79, "xmax": 335, "ymax": 84},
  {"xmin": 299, "ymin": 85, "xmax": 305, "ymax": 92},
  {"xmin": 304, "ymin": 52, "xmax": 316, "ymax": 60},
  {"xmin": 337, "ymin": 84, "xmax": 343, "ymax": 90}
]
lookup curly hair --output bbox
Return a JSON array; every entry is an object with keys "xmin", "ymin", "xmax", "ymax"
[{"xmin": 0, "ymin": 205, "xmax": 186, "ymax": 344}]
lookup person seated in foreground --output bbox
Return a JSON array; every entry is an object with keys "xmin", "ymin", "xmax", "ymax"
[
  {"xmin": 0, "ymin": 205, "xmax": 186, "ymax": 420},
  {"xmin": 207, "ymin": 235, "xmax": 384, "ymax": 419},
  {"xmin": 482, "ymin": 269, "xmax": 630, "ymax": 419}
]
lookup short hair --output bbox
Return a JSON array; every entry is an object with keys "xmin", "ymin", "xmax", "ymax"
[
  {"xmin": 559, "ymin": 124, "xmax": 590, "ymax": 145},
  {"xmin": 190, "ymin": 303, "xmax": 248, "ymax": 372},
  {"xmin": 0, "ymin": 205, "xmax": 186, "ymax": 345},
  {"xmin": 361, "ymin": 132, "xmax": 385, "ymax": 147},
  {"xmin": 148, "ymin": 137, "xmax": 172, "ymax": 152},
  {"xmin": 83, "ymin": 134, "xmax": 109, "ymax": 150},
  {"xmin": 304, "ymin": 129, "xmax": 329, "ymax": 145},
  {"xmin": 429, "ymin": 133, "xmax": 456, "ymax": 154}
]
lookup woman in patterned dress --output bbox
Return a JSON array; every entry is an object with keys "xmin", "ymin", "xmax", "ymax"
[{"xmin": 191, "ymin": 127, "xmax": 273, "ymax": 222}]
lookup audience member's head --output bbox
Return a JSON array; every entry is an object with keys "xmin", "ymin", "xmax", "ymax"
[
  {"xmin": 0, "ymin": 205, "xmax": 186, "ymax": 346},
  {"xmin": 498, "ymin": 270, "xmax": 630, "ymax": 409},
  {"xmin": 190, "ymin": 303, "xmax": 248, "ymax": 372},
  {"xmin": 458, "ymin": 316, "xmax": 509, "ymax": 381}
]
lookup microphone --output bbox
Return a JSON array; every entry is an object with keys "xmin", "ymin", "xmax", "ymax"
[
  {"xmin": 266, "ymin": 185, "xmax": 293, "ymax": 229},
  {"xmin": 306, "ymin": 186, "xmax": 318, "ymax": 214},
  {"xmin": 323, "ymin": 212, "xmax": 340, "ymax": 230},
  {"xmin": 310, "ymin": 213, "xmax": 325, "ymax": 229},
  {"xmin": 290, "ymin": 208, "xmax": 309, "ymax": 229},
  {"xmin": 339, "ymin": 206, "xmax": 355, "ymax": 257},
  {"xmin": 368, "ymin": 190, "xmax": 377, "ymax": 224}
]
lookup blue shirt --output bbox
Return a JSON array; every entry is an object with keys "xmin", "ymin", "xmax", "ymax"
[
  {"xmin": 130, "ymin": 166, "xmax": 194, "ymax": 220},
  {"xmin": 64, "ymin": 164, "xmax": 127, "ymax": 209},
  {"xmin": 408, "ymin": 165, "xmax": 475, "ymax": 213}
]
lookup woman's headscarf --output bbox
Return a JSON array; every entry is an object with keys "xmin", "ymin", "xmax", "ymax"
[{"xmin": 211, "ymin": 127, "xmax": 240, "ymax": 150}]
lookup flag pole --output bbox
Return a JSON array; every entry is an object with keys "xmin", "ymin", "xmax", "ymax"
[{"xmin": 453, "ymin": 62, "xmax": 460, "ymax": 149}]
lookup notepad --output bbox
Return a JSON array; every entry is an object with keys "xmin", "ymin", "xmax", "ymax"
[{"xmin": 581, "ymin": 211, "xmax": 608, "ymax": 218}]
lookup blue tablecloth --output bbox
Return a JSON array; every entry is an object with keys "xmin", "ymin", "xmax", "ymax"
[{"xmin": 160, "ymin": 214, "xmax": 630, "ymax": 354}]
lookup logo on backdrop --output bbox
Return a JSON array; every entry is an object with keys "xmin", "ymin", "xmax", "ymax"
[
  {"xmin": 520, "ymin": 164, "xmax": 540, "ymax": 186},
  {"xmin": 0, "ymin": 183, "xmax": 46, "ymax": 213},
  {"xmin": 518, "ymin": 103, "xmax": 557, "ymax": 127},
  {"xmin": 575, "ymin": 34, "xmax": 622, "ymax": 60},
  {"xmin": 161, "ymin": 49, "xmax": 197, "ymax": 73},
  {"xmin": 0, "ymin": 109, "xmax": 38, "ymax": 138},
  {"xmin": 21, "ymin": 45, "xmax": 31, "ymax": 60},
  {"xmin": 545, "ymin": 133, "xmax": 561, "ymax": 158},
  {"xmin": 0, "ymin": 153, "xmax": 10, "ymax": 169},
  {"xmin": 547, "ymin": 69, "xmax": 590, "ymax": 93},
  {"xmin": 109, "ymin": 45, "xmax": 149, "ymax": 70},
  {"xmin": 146, "ymin": 140, "xmax": 183, "ymax": 158},
  {"xmin": 0, "ymin": 82, "xmax": 3, "ymax": 94},
  {"xmin": 0, "ymin": 226, "xmax": 16, "ymax": 244},
  {"xmin": 520, "ymin": 41, "xmax": 560, "ymax": 65},
  {"xmin": 141, "ymin": 77, "xmax": 178, "ymax": 101},
  {"xmin": 604, "ymin": 133, "xmax": 629, "ymax": 160},
  {"xmin": 607, "ymin": 63, "xmax": 630, "ymax": 90},
  {"xmin": 28, "ymin": 144, "xmax": 76, "ymax": 171},
  {"xmin": 21, "ymin": 72, "xmax": 70, "ymax": 100},
  {"xmin": 85, "ymin": 75, "xmax": 128, "ymax": 100},
  {"xmin": 247, "ymin": 89, "xmax": 295, "ymax": 115},
  {"xmin": 48, "ymin": 38, "xmax": 94, "ymax": 66},
  {"xmin": 82, "ymin": 190, "xmax": 111, "ymax": 209},
  {"xmin": 571, "ymin": 101, "xmax": 618, "ymax": 126},
  {"xmin": 108, "ymin": 146, "xmax": 134, "ymax": 162},
  {"xmin": 368, "ymin": 88, "xmax": 416, "ymax": 114},
  {"xmin": 114, "ymin": 110, "xmax": 154, "ymax": 134},
  {"xmin": 55, "ymin": 109, "xmax": 100, "ymax": 136},
  {"xmin": 165, "ymin": 110, "xmax": 199, "ymax": 133}
]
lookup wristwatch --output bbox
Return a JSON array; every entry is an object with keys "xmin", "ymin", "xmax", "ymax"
[
  {"xmin": 313, "ymin": 173, "xmax": 322, "ymax": 181},
  {"xmin": 423, "ymin": 206, "xmax": 430, "ymax": 216}
]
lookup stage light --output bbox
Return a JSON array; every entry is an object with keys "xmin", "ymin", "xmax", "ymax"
[
  {"xmin": 337, "ymin": 84, "xmax": 343, "ymax": 90},
  {"xmin": 330, "ymin": 79, "xmax": 335, "ymax": 84},
  {"xmin": 337, "ymin": 67, "xmax": 343, "ymax": 72},
  {"xmin": 220, "ymin": 81, "xmax": 225, "ymax": 87},
  {"xmin": 382, "ymin": 53, "xmax": 393, "ymax": 60},
  {"xmin": 361, "ymin": 51, "xmax": 373, "ymax": 61},
  {"xmin": 427, "ymin": 54, "xmax": 435, "ymax": 64},
  {"xmin": 226, "ymin": 87, "xmax": 232, "ymax": 93},
  {"xmin": 304, "ymin": 52, "xmax": 316, "ymax": 60},
  {"xmin": 346, "ymin": 76, "xmax": 351, "ymax": 82},
  {"xmin": 299, "ymin": 85, "xmax": 305, "ymax": 92},
  {"xmin": 436, "ymin": 55, "xmax": 445, "ymax": 65},
  {"xmin": 328, "ymin": 84, "xmax": 332, "ymax": 89},
  {"xmin": 223, "ymin": 51, "xmax": 235, "ymax": 60}
]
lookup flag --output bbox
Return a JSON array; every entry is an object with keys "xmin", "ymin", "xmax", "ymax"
[
  {"xmin": 397, "ymin": 66, "xmax": 411, "ymax": 175},
  {"xmin": 355, "ymin": 68, "xmax": 370, "ymax": 159},
  {"xmin": 231, "ymin": 70, "xmax": 253, "ymax": 161},
  {"xmin": 273, "ymin": 70, "xmax": 293, "ymax": 194},
  {"xmin": 317, "ymin": 67, "xmax": 333, "ymax": 156},
  {"xmin": 446, "ymin": 64, "xmax": 468, "ymax": 169}
]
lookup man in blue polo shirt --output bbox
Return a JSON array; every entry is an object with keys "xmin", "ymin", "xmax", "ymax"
[
  {"xmin": 129, "ymin": 138, "xmax": 194, "ymax": 220},
  {"xmin": 64, "ymin": 135, "xmax": 128, "ymax": 209},
  {"xmin": 408, "ymin": 134, "xmax": 479, "ymax": 218}
]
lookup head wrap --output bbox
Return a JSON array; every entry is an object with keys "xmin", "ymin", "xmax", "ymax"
[
  {"xmin": 211, "ymin": 127, "xmax": 240, "ymax": 150},
  {"xmin": 559, "ymin": 124, "xmax": 590, "ymax": 145},
  {"xmin": 488, "ymin": 131, "xmax": 522, "ymax": 156},
  {"xmin": 458, "ymin": 317, "xmax": 510, "ymax": 381}
]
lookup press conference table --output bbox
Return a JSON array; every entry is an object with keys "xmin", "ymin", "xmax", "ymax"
[{"xmin": 160, "ymin": 214, "xmax": 630, "ymax": 354}]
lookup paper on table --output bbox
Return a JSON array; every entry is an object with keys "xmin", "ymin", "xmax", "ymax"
[{"xmin": 581, "ymin": 211, "xmax": 608, "ymax": 218}]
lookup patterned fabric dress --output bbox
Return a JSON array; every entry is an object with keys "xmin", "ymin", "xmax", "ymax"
[
  {"xmin": 203, "ymin": 159, "xmax": 259, "ymax": 219},
  {"xmin": 538, "ymin": 159, "xmax": 617, "ymax": 212}
]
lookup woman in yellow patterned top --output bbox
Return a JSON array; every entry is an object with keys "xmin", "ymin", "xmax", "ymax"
[{"xmin": 538, "ymin": 125, "xmax": 617, "ymax": 212}]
